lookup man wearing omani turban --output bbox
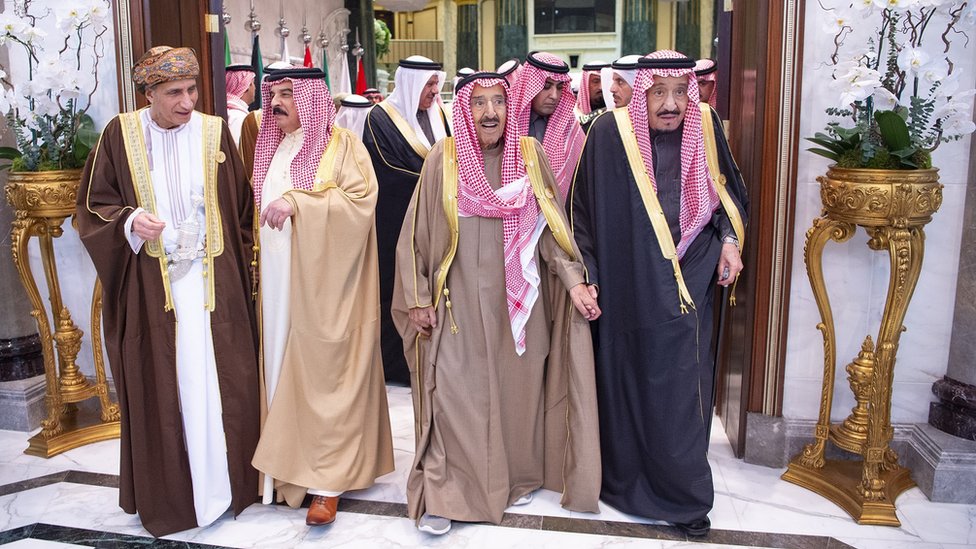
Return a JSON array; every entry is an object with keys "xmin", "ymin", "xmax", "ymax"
[{"xmin": 76, "ymin": 46, "xmax": 261, "ymax": 537}]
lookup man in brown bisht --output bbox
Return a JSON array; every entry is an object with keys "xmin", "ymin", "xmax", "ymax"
[
  {"xmin": 392, "ymin": 72, "xmax": 602, "ymax": 535},
  {"xmin": 76, "ymin": 46, "xmax": 260, "ymax": 537},
  {"xmin": 249, "ymin": 66, "xmax": 394, "ymax": 527}
]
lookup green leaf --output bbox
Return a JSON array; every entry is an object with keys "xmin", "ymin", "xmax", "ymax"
[
  {"xmin": 807, "ymin": 147, "xmax": 840, "ymax": 161},
  {"xmin": 73, "ymin": 115, "xmax": 100, "ymax": 164},
  {"xmin": 0, "ymin": 146, "xmax": 22, "ymax": 161},
  {"xmin": 875, "ymin": 110, "xmax": 912, "ymax": 152},
  {"xmin": 806, "ymin": 137, "xmax": 849, "ymax": 155}
]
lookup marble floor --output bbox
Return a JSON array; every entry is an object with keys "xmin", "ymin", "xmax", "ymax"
[{"xmin": 1, "ymin": 386, "xmax": 973, "ymax": 549}]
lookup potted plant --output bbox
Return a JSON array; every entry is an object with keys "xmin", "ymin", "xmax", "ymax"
[
  {"xmin": 1, "ymin": 0, "xmax": 109, "ymax": 217},
  {"xmin": 808, "ymin": 0, "xmax": 974, "ymax": 225}
]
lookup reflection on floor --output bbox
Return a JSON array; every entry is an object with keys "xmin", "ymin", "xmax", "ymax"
[{"xmin": 1, "ymin": 386, "xmax": 973, "ymax": 548}]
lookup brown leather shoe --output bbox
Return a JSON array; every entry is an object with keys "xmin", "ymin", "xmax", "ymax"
[{"xmin": 306, "ymin": 495, "xmax": 339, "ymax": 526}]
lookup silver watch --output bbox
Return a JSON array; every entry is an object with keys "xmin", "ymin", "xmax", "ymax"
[{"xmin": 722, "ymin": 234, "xmax": 740, "ymax": 250}]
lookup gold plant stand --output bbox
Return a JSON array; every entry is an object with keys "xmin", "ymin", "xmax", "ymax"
[
  {"xmin": 782, "ymin": 166, "xmax": 942, "ymax": 526},
  {"xmin": 5, "ymin": 170, "xmax": 120, "ymax": 457}
]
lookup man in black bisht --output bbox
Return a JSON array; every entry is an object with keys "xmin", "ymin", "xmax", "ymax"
[
  {"xmin": 363, "ymin": 56, "xmax": 450, "ymax": 384},
  {"xmin": 569, "ymin": 50, "xmax": 748, "ymax": 538}
]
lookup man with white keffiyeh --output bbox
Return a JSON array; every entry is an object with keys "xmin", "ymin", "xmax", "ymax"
[
  {"xmin": 570, "ymin": 50, "xmax": 749, "ymax": 538},
  {"xmin": 224, "ymin": 64, "xmax": 255, "ymax": 144},
  {"xmin": 511, "ymin": 51, "xmax": 585, "ymax": 199},
  {"xmin": 249, "ymin": 67, "xmax": 394, "ymax": 528},
  {"xmin": 363, "ymin": 56, "xmax": 452, "ymax": 385},
  {"xmin": 392, "ymin": 72, "xmax": 602, "ymax": 536}
]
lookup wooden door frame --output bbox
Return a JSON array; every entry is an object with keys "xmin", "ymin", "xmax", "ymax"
[
  {"xmin": 112, "ymin": 0, "xmax": 226, "ymax": 116},
  {"xmin": 715, "ymin": 0, "xmax": 806, "ymax": 456}
]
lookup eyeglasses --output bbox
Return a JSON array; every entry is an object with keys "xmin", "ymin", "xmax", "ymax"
[{"xmin": 470, "ymin": 97, "xmax": 507, "ymax": 111}]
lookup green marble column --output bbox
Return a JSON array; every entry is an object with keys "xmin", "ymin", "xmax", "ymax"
[
  {"xmin": 495, "ymin": 0, "xmax": 527, "ymax": 63},
  {"xmin": 457, "ymin": 1, "xmax": 479, "ymax": 70},
  {"xmin": 675, "ymin": 0, "xmax": 701, "ymax": 58},
  {"xmin": 622, "ymin": 0, "xmax": 656, "ymax": 55}
]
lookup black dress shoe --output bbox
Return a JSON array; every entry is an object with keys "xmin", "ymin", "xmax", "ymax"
[{"xmin": 673, "ymin": 516, "xmax": 710, "ymax": 537}]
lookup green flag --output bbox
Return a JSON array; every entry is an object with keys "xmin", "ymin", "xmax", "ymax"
[
  {"xmin": 251, "ymin": 34, "xmax": 263, "ymax": 109},
  {"xmin": 223, "ymin": 28, "xmax": 232, "ymax": 66}
]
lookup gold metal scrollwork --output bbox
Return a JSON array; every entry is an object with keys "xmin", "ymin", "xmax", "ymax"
[
  {"xmin": 782, "ymin": 166, "xmax": 940, "ymax": 526},
  {"xmin": 4, "ymin": 170, "xmax": 120, "ymax": 457}
]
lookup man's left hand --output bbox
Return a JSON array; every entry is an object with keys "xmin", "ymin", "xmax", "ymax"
[
  {"xmin": 260, "ymin": 198, "xmax": 294, "ymax": 230},
  {"xmin": 570, "ymin": 283, "xmax": 601, "ymax": 321},
  {"xmin": 717, "ymin": 243, "xmax": 743, "ymax": 287}
]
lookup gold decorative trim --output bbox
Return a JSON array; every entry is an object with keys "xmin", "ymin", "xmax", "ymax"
[
  {"xmin": 613, "ymin": 109, "xmax": 694, "ymax": 313},
  {"xmin": 378, "ymin": 101, "xmax": 430, "ymax": 159},
  {"xmin": 201, "ymin": 114, "xmax": 225, "ymax": 311},
  {"xmin": 114, "ymin": 0, "xmax": 137, "ymax": 113},
  {"xmin": 763, "ymin": 0, "xmax": 803, "ymax": 414},
  {"xmin": 519, "ymin": 136, "xmax": 575, "ymax": 260}
]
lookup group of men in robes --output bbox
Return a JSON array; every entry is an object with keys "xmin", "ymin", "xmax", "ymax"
[{"xmin": 77, "ymin": 43, "xmax": 746, "ymax": 540}]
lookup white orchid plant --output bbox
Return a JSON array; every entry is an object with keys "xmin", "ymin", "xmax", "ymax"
[
  {"xmin": 810, "ymin": 0, "xmax": 976, "ymax": 169},
  {"xmin": 0, "ymin": 0, "xmax": 109, "ymax": 172}
]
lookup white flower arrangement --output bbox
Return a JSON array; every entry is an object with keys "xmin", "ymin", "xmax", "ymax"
[
  {"xmin": 0, "ymin": 0, "xmax": 109, "ymax": 172},
  {"xmin": 809, "ymin": 0, "xmax": 976, "ymax": 169}
]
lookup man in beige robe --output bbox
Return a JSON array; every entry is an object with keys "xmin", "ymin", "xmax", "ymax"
[
  {"xmin": 249, "ymin": 66, "xmax": 394, "ymax": 527},
  {"xmin": 392, "ymin": 72, "xmax": 603, "ymax": 535}
]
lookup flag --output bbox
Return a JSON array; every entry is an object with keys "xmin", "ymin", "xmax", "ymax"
[
  {"xmin": 251, "ymin": 34, "xmax": 263, "ymax": 109},
  {"xmin": 322, "ymin": 48, "xmax": 331, "ymax": 89},
  {"xmin": 223, "ymin": 27, "xmax": 232, "ymax": 66},
  {"xmin": 355, "ymin": 57, "xmax": 367, "ymax": 95},
  {"xmin": 335, "ymin": 49, "xmax": 353, "ymax": 95},
  {"xmin": 303, "ymin": 45, "xmax": 313, "ymax": 68},
  {"xmin": 279, "ymin": 32, "xmax": 290, "ymax": 63}
]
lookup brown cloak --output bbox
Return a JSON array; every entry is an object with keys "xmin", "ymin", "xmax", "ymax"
[
  {"xmin": 392, "ymin": 138, "xmax": 601, "ymax": 524},
  {"xmin": 76, "ymin": 113, "xmax": 260, "ymax": 537},
  {"xmin": 250, "ymin": 128, "xmax": 395, "ymax": 507}
]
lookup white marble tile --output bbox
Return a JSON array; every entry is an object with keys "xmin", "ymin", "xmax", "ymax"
[
  {"xmin": 4, "ymin": 438, "xmax": 120, "ymax": 477},
  {"xmin": 2, "ymin": 540, "xmax": 93, "ymax": 549},
  {"xmin": 0, "ymin": 484, "xmax": 58, "ymax": 531}
]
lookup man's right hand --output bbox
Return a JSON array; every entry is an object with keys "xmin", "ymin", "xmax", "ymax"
[
  {"xmin": 409, "ymin": 306, "xmax": 437, "ymax": 337},
  {"xmin": 132, "ymin": 212, "xmax": 166, "ymax": 240}
]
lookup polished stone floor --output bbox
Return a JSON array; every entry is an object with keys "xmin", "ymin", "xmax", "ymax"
[{"xmin": 1, "ymin": 386, "xmax": 973, "ymax": 548}]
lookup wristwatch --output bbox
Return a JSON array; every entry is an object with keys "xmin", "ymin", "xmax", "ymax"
[{"xmin": 722, "ymin": 234, "xmax": 740, "ymax": 250}]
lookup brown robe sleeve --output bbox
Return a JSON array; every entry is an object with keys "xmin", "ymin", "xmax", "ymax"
[
  {"xmin": 76, "ymin": 116, "xmax": 138, "ymax": 297},
  {"xmin": 530, "ymin": 140, "xmax": 603, "ymax": 514}
]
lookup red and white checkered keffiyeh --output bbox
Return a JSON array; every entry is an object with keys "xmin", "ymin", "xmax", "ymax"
[
  {"xmin": 251, "ymin": 69, "xmax": 336, "ymax": 210},
  {"xmin": 226, "ymin": 70, "xmax": 254, "ymax": 101},
  {"xmin": 511, "ymin": 52, "xmax": 584, "ymax": 199},
  {"xmin": 454, "ymin": 75, "xmax": 542, "ymax": 355},
  {"xmin": 694, "ymin": 58, "xmax": 718, "ymax": 109},
  {"xmin": 629, "ymin": 50, "xmax": 719, "ymax": 258},
  {"xmin": 575, "ymin": 67, "xmax": 604, "ymax": 115}
]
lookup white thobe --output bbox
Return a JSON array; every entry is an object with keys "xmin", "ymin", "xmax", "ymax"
[
  {"xmin": 122, "ymin": 110, "xmax": 233, "ymax": 527},
  {"xmin": 227, "ymin": 97, "xmax": 250, "ymax": 145},
  {"xmin": 257, "ymin": 127, "xmax": 344, "ymax": 500}
]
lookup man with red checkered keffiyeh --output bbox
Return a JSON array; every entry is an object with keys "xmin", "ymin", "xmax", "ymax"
[
  {"xmin": 570, "ymin": 50, "xmax": 749, "ymax": 537},
  {"xmin": 391, "ymin": 72, "xmax": 602, "ymax": 536},
  {"xmin": 224, "ymin": 64, "xmax": 255, "ymax": 144},
  {"xmin": 249, "ymin": 67, "xmax": 394, "ymax": 528},
  {"xmin": 511, "ymin": 51, "xmax": 585, "ymax": 199}
]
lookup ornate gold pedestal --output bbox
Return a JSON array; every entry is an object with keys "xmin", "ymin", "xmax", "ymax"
[
  {"xmin": 5, "ymin": 170, "xmax": 120, "ymax": 457},
  {"xmin": 782, "ymin": 166, "xmax": 942, "ymax": 526}
]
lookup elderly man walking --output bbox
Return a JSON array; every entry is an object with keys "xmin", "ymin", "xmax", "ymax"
[
  {"xmin": 393, "ymin": 71, "xmax": 602, "ymax": 536},
  {"xmin": 570, "ymin": 50, "xmax": 749, "ymax": 537}
]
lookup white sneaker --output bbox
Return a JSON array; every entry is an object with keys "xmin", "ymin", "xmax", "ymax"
[
  {"xmin": 418, "ymin": 513, "xmax": 451, "ymax": 535},
  {"xmin": 513, "ymin": 492, "xmax": 534, "ymax": 506}
]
